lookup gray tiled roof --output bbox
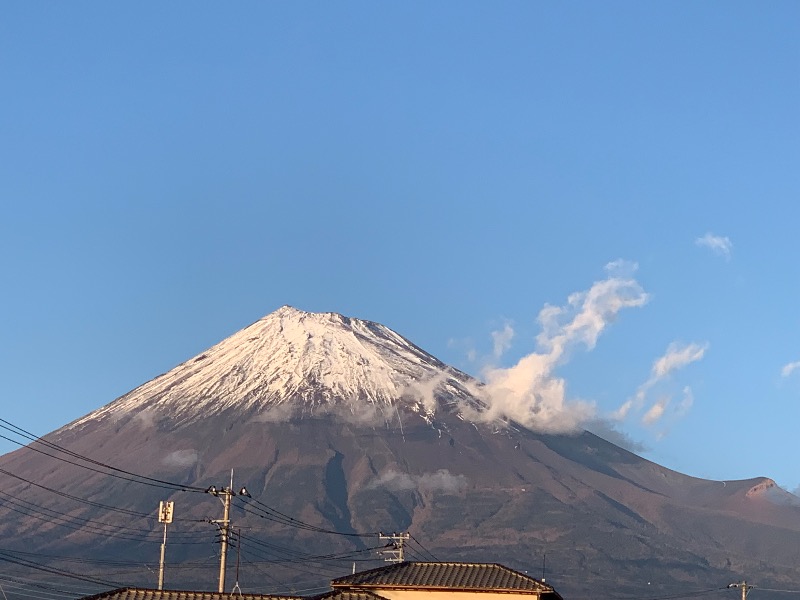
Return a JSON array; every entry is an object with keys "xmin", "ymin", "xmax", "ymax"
[
  {"xmin": 331, "ymin": 562, "xmax": 555, "ymax": 593},
  {"xmin": 308, "ymin": 591, "xmax": 388, "ymax": 600},
  {"xmin": 80, "ymin": 588, "xmax": 302, "ymax": 600}
]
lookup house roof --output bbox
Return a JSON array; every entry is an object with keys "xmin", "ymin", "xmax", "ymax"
[
  {"xmin": 331, "ymin": 562, "xmax": 557, "ymax": 594},
  {"xmin": 308, "ymin": 591, "xmax": 388, "ymax": 600},
  {"xmin": 79, "ymin": 588, "xmax": 302, "ymax": 600}
]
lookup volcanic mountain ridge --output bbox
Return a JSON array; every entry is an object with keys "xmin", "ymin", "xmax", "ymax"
[{"xmin": 2, "ymin": 306, "xmax": 800, "ymax": 600}]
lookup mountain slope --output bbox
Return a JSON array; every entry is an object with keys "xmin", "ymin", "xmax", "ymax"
[
  {"xmin": 69, "ymin": 306, "xmax": 479, "ymax": 429},
  {"xmin": 2, "ymin": 307, "xmax": 800, "ymax": 600}
]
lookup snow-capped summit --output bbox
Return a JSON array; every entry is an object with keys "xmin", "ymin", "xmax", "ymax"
[{"xmin": 70, "ymin": 306, "xmax": 480, "ymax": 428}]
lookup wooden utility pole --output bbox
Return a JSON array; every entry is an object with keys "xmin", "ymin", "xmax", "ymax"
[
  {"xmin": 207, "ymin": 471, "xmax": 250, "ymax": 593},
  {"xmin": 728, "ymin": 581, "xmax": 755, "ymax": 600}
]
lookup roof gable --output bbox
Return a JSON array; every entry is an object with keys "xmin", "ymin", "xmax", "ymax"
[
  {"xmin": 79, "ymin": 587, "xmax": 301, "ymax": 600},
  {"xmin": 331, "ymin": 562, "xmax": 553, "ymax": 593}
]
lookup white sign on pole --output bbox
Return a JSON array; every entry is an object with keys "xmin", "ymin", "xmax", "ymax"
[{"xmin": 158, "ymin": 500, "xmax": 174, "ymax": 524}]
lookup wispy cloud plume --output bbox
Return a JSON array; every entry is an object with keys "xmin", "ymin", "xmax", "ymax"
[
  {"xmin": 676, "ymin": 386, "xmax": 694, "ymax": 416},
  {"xmin": 491, "ymin": 322, "xmax": 515, "ymax": 360},
  {"xmin": 653, "ymin": 342, "xmax": 709, "ymax": 378},
  {"xmin": 781, "ymin": 361, "xmax": 800, "ymax": 378},
  {"xmin": 162, "ymin": 449, "xmax": 198, "ymax": 468},
  {"xmin": 472, "ymin": 260, "xmax": 649, "ymax": 433},
  {"xmin": 642, "ymin": 396, "xmax": 669, "ymax": 425},
  {"xmin": 402, "ymin": 373, "xmax": 449, "ymax": 414},
  {"xmin": 695, "ymin": 232, "xmax": 733, "ymax": 259},
  {"xmin": 617, "ymin": 342, "xmax": 707, "ymax": 426},
  {"xmin": 367, "ymin": 469, "xmax": 467, "ymax": 493}
]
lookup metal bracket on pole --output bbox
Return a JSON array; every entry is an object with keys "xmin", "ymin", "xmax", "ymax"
[
  {"xmin": 379, "ymin": 532, "xmax": 410, "ymax": 563},
  {"xmin": 728, "ymin": 581, "xmax": 755, "ymax": 600}
]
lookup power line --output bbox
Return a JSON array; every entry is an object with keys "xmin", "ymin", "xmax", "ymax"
[
  {"xmin": 0, "ymin": 572, "xmax": 96, "ymax": 596},
  {"xmin": 0, "ymin": 467, "xmax": 202, "ymax": 522},
  {"xmin": 235, "ymin": 495, "xmax": 378, "ymax": 538},
  {"xmin": 0, "ymin": 551, "xmax": 121, "ymax": 588},
  {"xmin": 569, "ymin": 587, "xmax": 730, "ymax": 600},
  {"xmin": 408, "ymin": 534, "xmax": 438, "ymax": 561},
  {"xmin": 0, "ymin": 578, "xmax": 92, "ymax": 600},
  {"xmin": 0, "ymin": 490, "xmax": 209, "ymax": 543},
  {"xmin": 0, "ymin": 419, "xmax": 205, "ymax": 493},
  {"xmin": 0, "ymin": 549, "xmax": 215, "ymax": 570}
]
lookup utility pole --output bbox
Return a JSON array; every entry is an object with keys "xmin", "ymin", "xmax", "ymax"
[
  {"xmin": 728, "ymin": 581, "xmax": 755, "ymax": 600},
  {"xmin": 207, "ymin": 472, "xmax": 250, "ymax": 593},
  {"xmin": 157, "ymin": 500, "xmax": 174, "ymax": 590},
  {"xmin": 379, "ymin": 532, "xmax": 410, "ymax": 563}
]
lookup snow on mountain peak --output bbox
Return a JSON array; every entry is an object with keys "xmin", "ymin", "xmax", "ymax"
[{"xmin": 70, "ymin": 306, "xmax": 480, "ymax": 429}]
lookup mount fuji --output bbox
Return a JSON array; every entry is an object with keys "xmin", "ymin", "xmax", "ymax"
[
  {"xmin": 2, "ymin": 307, "xmax": 800, "ymax": 599},
  {"xmin": 68, "ymin": 306, "xmax": 483, "ymax": 429}
]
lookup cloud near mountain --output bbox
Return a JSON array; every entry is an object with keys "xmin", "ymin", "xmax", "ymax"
[
  {"xmin": 162, "ymin": 449, "xmax": 199, "ymax": 467},
  {"xmin": 470, "ymin": 262, "xmax": 649, "ymax": 433},
  {"xmin": 367, "ymin": 469, "xmax": 468, "ymax": 493}
]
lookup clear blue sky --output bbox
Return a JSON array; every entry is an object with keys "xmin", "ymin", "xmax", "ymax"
[{"xmin": 2, "ymin": 2, "xmax": 799, "ymax": 489}]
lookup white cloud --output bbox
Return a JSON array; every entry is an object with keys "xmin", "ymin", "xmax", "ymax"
[
  {"xmin": 472, "ymin": 263, "xmax": 649, "ymax": 433},
  {"xmin": 491, "ymin": 323, "xmax": 515, "ymax": 360},
  {"xmin": 653, "ymin": 342, "xmax": 709, "ymax": 378},
  {"xmin": 401, "ymin": 373, "xmax": 449, "ymax": 414},
  {"xmin": 695, "ymin": 232, "xmax": 733, "ymax": 259},
  {"xmin": 781, "ymin": 361, "xmax": 800, "ymax": 378},
  {"xmin": 619, "ymin": 343, "xmax": 707, "ymax": 427},
  {"xmin": 642, "ymin": 396, "xmax": 670, "ymax": 425},
  {"xmin": 368, "ymin": 469, "xmax": 467, "ymax": 493},
  {"xmin": 252, "ymin": 400, "xmax": 392, "ymax": 427},
  {"xmin": 162, "ymin": 449, "xmax": 198, "ymax": 468},
  {"xmin": 604, "ymin": 259, "xmax": 639, "ymax": 278},
  {"xmin": 676, "ymin": 386, "xmax": 694, "ymax": 416},
  {"xmin": 612, "ymin": 399, "xmax": 634, "ymax": 421}
]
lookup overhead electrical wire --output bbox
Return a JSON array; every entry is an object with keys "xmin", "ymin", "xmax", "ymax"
[
  {"xmin": 0, "ymin": 585, "xmax": 82, "ymax": 600},
  {"xmin": 233, "ymin": 533, "xmax": 384, "ymax": 581},
  {"xmin": 0, "ymin": 572, "xmax": 96, "ymax": 596},
  {"xmin": 0, "ymin": 549, "xmax": 210, "ymax": 570},
  {"xmin": 234, "ymin": 495, "xmax": 379, "ymax": 538},
  {"xmin": 408, "ymin": 534, "xmax": 438, "ymax": 561},
  {"xmin": 238, "ymin": 533, "xmax": 383, "ymax": 566},
  {"xmin": 235, "ymin": 554, "xmax": 330, "ymax": 597},
  {"xmin": 0, "ymin": 490, "xmax": 209, "ymax": 543},
  {"xmin": 237, "ymin": 552, "xmax": 285, "ymax": 589},
  {"xmin": 0, "ymin": 466, "xmax": 205, "ymax": 526},
  {"xmin": 235, "ymin": 533, "xmax": 314, "ymax": 561},
  {"xmin": 569, "ymin": 587, "xmax": 731, "ymax": 600},
  {"xmin": 237, "ymin": 547, "xmax": 341, "ymax": 582},
  {"xmin": 0, "ymin": 577, "xmax": 92, "ymax": 600},
  {"xmin": 0, "ymin": 417, "xmax": 415, "ymax": 542},
  {"xmin": 0, "ymin": 500, "xmax": 169, "ymax": 545},
  {"xmin": 0, "ymin": 416, "xmax": 444, "ymax": 590},
  {"xmin": 0, "ymin": 551, "xmax": 121, "ymax": 588},
  {"xmin": 0, "ymin": 419, "xmax": 205, "ymax": 493}
]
